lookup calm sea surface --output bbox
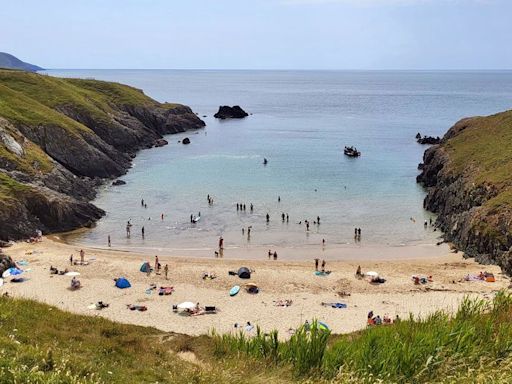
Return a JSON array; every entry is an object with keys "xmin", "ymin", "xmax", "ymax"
[{"xmin": 44, "ymin": 70, "xmax": 512, "ymax": 252}]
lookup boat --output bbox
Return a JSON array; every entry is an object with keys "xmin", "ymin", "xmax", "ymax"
[{"xmin": 343, "ymin": 146, "xmax": 361, "ymax": 157}]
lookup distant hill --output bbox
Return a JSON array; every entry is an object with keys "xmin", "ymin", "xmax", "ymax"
[{"xmin": 0, "ymin": 52, "xmax": 43, "ymax": 71}]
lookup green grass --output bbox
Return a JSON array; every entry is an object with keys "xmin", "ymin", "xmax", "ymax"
[
  {"xmin": 0, "ymin": 172, "xmax": 30, "ymax": 203},
  {"xmin": 0, "ymin": 296, "xmax": 296, "ymax": 384},
  {"xmin": 213, "ymin": 292, "xmax": 512, "ymax": 383},
  {"xmin": 0, "ymin": 70, "xmax": 185, "ymax": 177},
  {"xmin": 445, "ymin": 111, "xmax": 512, "ymax": 187}
]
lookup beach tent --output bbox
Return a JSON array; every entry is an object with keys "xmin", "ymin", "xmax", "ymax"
[
  {"xmin": 238, "ymin": 267, "xmax": 251, "ymax": 279},
  {"xmin": 140, "ymin": 262, "xmax": 151, "ymax": 273},
  {"xmin": 115, "ymin": 277, "xmax": 131, "ymax": 289}
]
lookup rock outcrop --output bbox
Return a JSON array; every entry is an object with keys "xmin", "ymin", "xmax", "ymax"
[
  {"xmin": 0, "ymin": 70, "xmax": 205, "ymax": 240},
  {"xmin": 417, "ymin": 110, "xmax": 512, "ymax": 273},
  {"xmin": 214, "ymin": 105, "xmax": 248, "ymax": 119},
  {"xmin": 416, "ymin": 135, "xmax": 441, "ymax": 145}
]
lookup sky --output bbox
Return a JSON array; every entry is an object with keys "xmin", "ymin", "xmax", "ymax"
[{"xmin": 1, "ymin": 0, "xmax": 511, "ymax": 70}]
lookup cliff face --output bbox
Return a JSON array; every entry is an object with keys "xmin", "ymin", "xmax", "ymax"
[
  {"xmin": 0, "ymin": 70, "xmax": 205, "ymax": 240},
  {"xmin": 417, "ymin": 110, "xmax": 512, "ymax": 273}
]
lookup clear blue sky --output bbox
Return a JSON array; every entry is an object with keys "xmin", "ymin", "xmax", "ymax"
[{"xmin": 1, "ymin": 0, "xmax": 511, "ymax": 69}]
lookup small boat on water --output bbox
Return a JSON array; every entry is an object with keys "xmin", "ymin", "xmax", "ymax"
[{"xmin": 344, "ymin": 146, "xmax": 361, "ymax": 157}]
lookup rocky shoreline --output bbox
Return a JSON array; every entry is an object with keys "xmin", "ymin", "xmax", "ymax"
[
  {"xmin": 0, "ymin": 70, "xmax": 205, "ymax": 241},
  {"xmin": 417, "ymin": 110, "xmax": 512, "ymax": 274}
]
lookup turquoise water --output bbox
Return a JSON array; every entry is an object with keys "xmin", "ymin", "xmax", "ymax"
[{"xmin": 45, "ymin": 70, "xmax": 512, "ymax": 251}]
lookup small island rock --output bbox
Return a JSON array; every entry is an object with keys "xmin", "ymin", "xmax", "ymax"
[{"xmin": 214, "ymin": 105, "xmax": 249, "ymax": 119}]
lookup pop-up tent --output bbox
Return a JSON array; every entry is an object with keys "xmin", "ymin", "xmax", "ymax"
[
  {"xmin": 115, "ymin": 277, "xmax": 131, "ymax": 289},
  {"xmin": 140, "ymin": 262, "xmax": 151, "ymax": 273},
  {"xmin": 237, "ymin": 267, "xmax": 251, "ymax": 279}
]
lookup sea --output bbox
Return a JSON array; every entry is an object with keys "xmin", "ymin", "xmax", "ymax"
[{"xmin": 43, "ymin": 69, "xmax": 512, "ymax": 254}]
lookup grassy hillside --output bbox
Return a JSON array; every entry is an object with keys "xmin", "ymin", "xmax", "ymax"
[
  {"xmin": 444, "ymin": 111, "xmax": 512, "ymax": 187},
  {"xmin": 0, "ymin": 69, "xmax": 204, "ymax": 240},
  {"xmin": 2, "ymin": 294, "xmax": 512, "ymax": 383},
  {"xmin": 0, "ymin": 52, "xmax": 42, "ymax": 72}
]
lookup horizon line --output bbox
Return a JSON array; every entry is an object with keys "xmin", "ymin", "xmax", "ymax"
[{"xmin": 39, "ymin": 68, "xmax": 512, "ymax": 72}]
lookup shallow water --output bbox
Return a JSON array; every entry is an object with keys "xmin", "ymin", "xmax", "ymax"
[{"xmin": 45, "ymin": 70, "xmax": 512, "ymax": 252}]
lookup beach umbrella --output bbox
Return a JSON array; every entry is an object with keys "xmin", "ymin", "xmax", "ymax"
[
  {"xmin": 65, "ymin": 272, "xmax": 81, "ymax": 277},
  {"xmin": 2, "ymin": 268, "xmax": 23, "ymax": 278},
  {"xmin": 177, "ymin": 301, "xmax": 196, "ymax": 310}
]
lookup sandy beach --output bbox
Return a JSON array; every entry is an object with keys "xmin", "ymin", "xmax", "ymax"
[{"xmin": 1, "ymin": 237, "xmax": 508, "ymax": 337}]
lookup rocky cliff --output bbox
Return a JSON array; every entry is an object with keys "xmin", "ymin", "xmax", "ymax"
[
  {"xmin": 417, "ymin": 110, "xmax": 512, "ymax": 273},
  {"xmin": 0, "ymin": 70, "xmax": 205, "ymax": 240}
]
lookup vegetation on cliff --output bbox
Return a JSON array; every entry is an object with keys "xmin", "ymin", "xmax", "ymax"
[
  {"xmin": 2, "ymin": 294, "xmax": 512, "ymax": 383},
  {"xmin": 0, "ymin": 69, "xmax": 204, "ymax": 240},
  {"xmin": 418, "ymin": 110, "xmax": 512, "ymax": 272}
]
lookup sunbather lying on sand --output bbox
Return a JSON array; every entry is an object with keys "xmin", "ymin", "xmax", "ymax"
[
  {"xmin": 274, "ymin": 299, "xmax": 293, "ymax": 307},
  {"xmin": 127, "ymin": 304, "xmax": 147, "ymax": 311},
  {"xmin": 202, "ymin": 272, "xmax": 217, "ymax": 280}
]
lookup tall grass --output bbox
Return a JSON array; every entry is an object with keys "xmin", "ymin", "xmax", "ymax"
[{"xmin": 213, "ymin": 291, "xmax": 512, "ymax": 383}]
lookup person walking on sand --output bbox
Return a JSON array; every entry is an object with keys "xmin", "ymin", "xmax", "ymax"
[
  {"xmin": 321, "ymin": 259, "xmax": 326, "ymax": 272},
  {"xmin": 314, "ymin": 258, "xmax": 319, "ymax": 271},
  {"xmin": 164, "ymin": 264, "xmax": 169, "ymax": 280},
  {"xmin": 108, "ymin": 235, "xmax": 111, "ymax": 247},
  {"xmin": 80, "ymin": 249, "xmax": 85, "ymax": 264}
]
